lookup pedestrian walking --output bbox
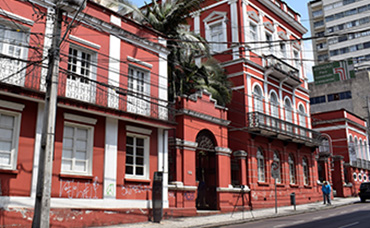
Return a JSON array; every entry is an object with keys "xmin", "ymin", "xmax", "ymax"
[{"xmin": 322, "ymin": 181, "xmax": 332, "ymax": 205}]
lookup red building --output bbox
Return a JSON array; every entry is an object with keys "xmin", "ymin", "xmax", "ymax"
[
  {"xmin": 312, "ymin": 110, "xmax": 370, "ymax": 197},
  {"xmin": 0, "ymin": 0, "xmax": 329, "ymax": 227},
  {"xmin": 0, "ymin": 0, "xmax": 173, "ymax": 227},
  {"xmin": 182, "ymin": 0, "xmax": 323, "ymax": 210}
]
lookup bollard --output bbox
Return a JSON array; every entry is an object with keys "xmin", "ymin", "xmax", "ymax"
[{"xmin": 290, "ymin": 192, "xmax": 296, "ymax": 210}]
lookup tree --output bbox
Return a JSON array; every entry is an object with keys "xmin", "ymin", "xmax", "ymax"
[{"xmin": 112, "ymin": 0, "xmax": 232, "ymax": 106}]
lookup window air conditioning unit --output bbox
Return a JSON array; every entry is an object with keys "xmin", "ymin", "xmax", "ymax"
[{"xmin": 57, "ymin": 0, "xmax": 86, "ymax": 13}]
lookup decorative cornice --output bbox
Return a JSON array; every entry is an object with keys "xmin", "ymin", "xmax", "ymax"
[
  {"xmin": 168, "ymin": 182, "xmax": 197, "ymax": 191},
  {"xmin": 64, "ymin": 113, "xmax": 97, "ymax": 125},
  {"xmin": 177, "ymin": 109, "xmax": 230, "ymax": 126},
  {"xmin": 217, "ymin": 185, "xmax": 250, "ymax": 193},
  {"xmin": 215, "ymin": 147, "xmax": 232, "ymax": 156},
  {"xmin": 174, "ymin": 139, "xmax": 198, "ymax": 151},
  {"xmin": 127, "ymin": 56, "xmax": 153, "ymax": 69},
  {"xmin": 264, "ymin": 21, "xmax": 275, "ymax": 32},
  {"xmin": 0, "ymin": 9, "xmax": 34, "ymax": 26},
  {"xmin": 0, "ymin": 100, "xmax": 25, "ymax": 112},
  {"xmin": 259, "ymin": 0, "xmax": 307, "ymax": 34},
  {"xmin": 247, "ymin": 11, "xmax": 260, "ymax": 22},
  {"xmin": 126, "ymin": 125, "xmax": 152, "ymax": 135},
  {"xmin": 69, "ymin": 35, "xmax": 101, "ymax": 50}
]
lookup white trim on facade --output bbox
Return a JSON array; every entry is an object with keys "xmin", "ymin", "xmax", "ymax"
[
  {"xmin": 0, "ymin": 100, "xmax": 25, "ymax": 111},
  {"xmin": 64, "ymin": 113, "xmax": 97, "ymax": 125},
  {"xmin": 104, "ymin": 117, "xmax": 118, "ymax": 199},
  {"xmin": 126, "ymin": 125, "xmax": 152, "ymax": 135},
  {"xmin": 69, "ymin": 35, "xmax": 101, "ymax": 50}
]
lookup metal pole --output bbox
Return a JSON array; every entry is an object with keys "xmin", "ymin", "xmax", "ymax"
[
  {"xmin": 32, "ymin": 7, "xmax": 62, "ymax": 228},
  {"xmin": 275, "ymin": 178, "xmax": 277, "ymax": 213}
]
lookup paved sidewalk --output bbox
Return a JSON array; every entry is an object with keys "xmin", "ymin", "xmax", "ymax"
[{"xmin": 104, "ymin": 197, "xmax": 358, "ymax": 228}]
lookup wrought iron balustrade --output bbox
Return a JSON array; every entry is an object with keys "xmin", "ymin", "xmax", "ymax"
[{"xmin": 246, "ymin": 111, "xmax": 321, "ymax": 145}]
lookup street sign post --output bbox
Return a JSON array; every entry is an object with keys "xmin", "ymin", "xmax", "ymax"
[{"xmin": 271, "ymin": 161, "xmax": 280, "ymax": 213}]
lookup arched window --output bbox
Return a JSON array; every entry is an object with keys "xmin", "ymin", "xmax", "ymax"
[
  {"xmin": 349, "ymin": 135, "xmax": 356, "ymax": 162},
  {"xmin": 284, "ymin": 99, "xmax": 293, "ymax": 133},
  {"xmin": 359, "ymin": 139, "xmax": 363, "ymax": 159},
  {"xmin": 253, "ymin": 85, "xmax": 263, "ymax": 113},
  {"xmin": 273, "ymin": 151, "xmax": 282, "ymax": 183},
  {"xmin": 257, "ymin": 148, "xmax": 265, "ymax": 182},
  {"xmin": 298, "ymin": 104, "xmax": 306, "ymax": 136},
  {"xmin": 289, "ymin": 154, "xmax": 296, "ymax": 184},
  {"xmin": 254, "ymin": 85, "xmax": 264, "ymax": 124},
  {"xmin": 270, "ymin": 92, "xmax": 279, "ymax": 128},
  {"xmin": 355, "ymin": 137, "xmax": 359, "ymax": 158},
  {"xmin": 319, "ymin": 138, "xmax": 330, "ymax": 154},
  {"xmin": 302, "ymin": 157, "xmax": 309, "ymax": 185}
]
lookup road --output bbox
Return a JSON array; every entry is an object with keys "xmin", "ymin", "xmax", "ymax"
[{"xmin": 220, "ymin": 202, "xmax": 370, "ymax": 228}]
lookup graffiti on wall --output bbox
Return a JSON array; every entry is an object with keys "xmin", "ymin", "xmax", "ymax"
[
  {"xmin": 120, "ymin": 184, "xmax": 151, "ymax": 196},
  {"xmin": 106, "ymin": 183, "xmax": 115, "ymax": 196},
  {"xmin": 59, "ymin": 177, "xmax": 100, "ymax": 199},
  {"xmin": 184, "ymin": 192, "xmax": 195, "ymax": 201}
]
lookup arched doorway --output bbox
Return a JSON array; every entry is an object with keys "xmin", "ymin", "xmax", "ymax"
[{"xmin": 195, "ymin": 130, "xmax": 218, "ymax": 210}]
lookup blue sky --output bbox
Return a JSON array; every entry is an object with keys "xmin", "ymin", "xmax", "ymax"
[{"xmin": 129, "ymin": 0, "xmax": 314, "ymax": 81}]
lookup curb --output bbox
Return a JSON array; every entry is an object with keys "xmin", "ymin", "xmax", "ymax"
[{"xmin": 190, "ymin": 200, "xmax": 357, "ymax": 228}]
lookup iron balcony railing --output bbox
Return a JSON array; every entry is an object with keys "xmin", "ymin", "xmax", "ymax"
[
  {"xmin": 264, "ymin": 55, "xmax": 301, "ymax": 87},
  {"xmin": 0, "ymin": 59, "xmax": 173, "ymax": 122},
  {"xmin": 351, "ymin": 159, "xmax": 370, "ymax": 170},
  {"xmin": 246, "ymin": 111, "xmax": 321, "ymax": 146}
]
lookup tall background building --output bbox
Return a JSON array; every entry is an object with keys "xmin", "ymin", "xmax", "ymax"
[{"xmin": 308, "ymin": 0, "xmax": 370, "ymax": 71}]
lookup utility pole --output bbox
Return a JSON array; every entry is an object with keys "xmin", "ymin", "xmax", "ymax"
[{"xmin": 32, "ymin": 6, "xmax": 63, "ymax": 228}]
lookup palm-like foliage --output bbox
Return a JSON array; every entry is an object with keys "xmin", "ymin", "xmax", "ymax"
[{"xmin": 112, "ymin": 0, "xmax": 232, "ymax": 106}]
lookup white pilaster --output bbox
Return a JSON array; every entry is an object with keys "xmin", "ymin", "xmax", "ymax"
[
  {"xmin": 31, "ymin": 103, "xmax": 44, "ymax": 198},
  {"xmin": 108, "ymin": 15, "xmax": 121, "ymax": 109},
  {"xmin": 158, "ymin": 37, "xmax": 168, "ymax": 120},
  {"xmin": 157, "ymin": 129, "xmax": 169, "ymax": 208},
  {"xmin": 104, "ymin": 117, "xmax": 118, "ymax": 199},
  {"xmin": 40, "ymin": 7, "xmax": 55, "ymax": 91},
  {"xmin": 229, "ymin": 0, "xmax": 239, "ymax": 60}
]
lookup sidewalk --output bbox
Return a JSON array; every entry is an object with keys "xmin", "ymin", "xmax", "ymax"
[{"xmin": 104, "ymin": 197, "xmax": 358, "ymax": 228}]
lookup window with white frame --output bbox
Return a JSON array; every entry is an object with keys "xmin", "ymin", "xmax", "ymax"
[
  {"xmin": 293, "ymin": 50, "xmax": 300, "ymax": 70},
  {"xmin": 209, "ymin": 22, "xmax": 224, "ymax": 52},
  {"xmin": 355, "ymin": 137, "xmax": 359, "ymax": 158},
  {"xmin": 298, "ymin": 104, "xmax": 306, "ymax": 136},
  {"xmin": 250, "ymin": 22, "xmax": 258, "ymax": 43},
  {"xmin": 302, "ymin": 157, "xmax": 309, "ymax": 185},
  {"xmin": 284, "ymin": 99, "xmax": 293, "ymax": 132},
  {"xmin": 0, "ymin": 111, "xmax": 21, "ymax": 170},
  {"xmin": 289, "ymin": 154, "xmax": 296, "ymax": 184},
  {"xmin": 61, "ymin": 123, "xmax": 93, "ymax": 175},
  {"xmin": 273, "ymin": 151, "xmax": 282, "ymax": 183},
  {"xmin": 253, "ymin": 86, "xmax": 263, "ymax": 113},
  {"xmin": 66, "ymin": 45, "xmax": 96, "ymax": 103},
  {"xmin": 280, "ymin": 42, "xmax": 286, "ymax": 58},
  {"xmin": 127, "ymin": 66, "xmax": 150, "ymax": 116},
  {"xmin": 204, "ymin": 12, "xmax": 227, "ymax": 53},
  {"xmin": 270, "ymin": 92, "xmax": 279, "ymax": 128},
  {"xmin": 257, "ymin": 148, "xmax": 265, "ymax": 182},
  {"xmin": 125, "ymin": 134, "xmax": 149, "ymax": 179},
  {"xmin": 266, "ymin": 32, "xmax": 273, "ymax": 52},
  {"xmin": 0, "ymin": 23, "xmax": 29, "ymax": 86}
]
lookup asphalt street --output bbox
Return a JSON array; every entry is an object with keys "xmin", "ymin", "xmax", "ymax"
[{"xmin": 222, "ymin": 202, "xmax": 370, "ymax": 228}]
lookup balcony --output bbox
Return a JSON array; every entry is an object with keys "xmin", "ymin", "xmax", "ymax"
[
  {"xmin": 0, "ymin": 57, "xmax": 26, "ymax": 86},
  {"xmin": 351, "ymin": 159, "xmax": 370, "ymax": 170},
  {"xmin": 264, "ymin": 55, "xmax": 301, "ymax": 87},
  {"xmin": 60, "ymin": 71, "xmax": 171, "ymax": 121},
  {"xmin": 246, "ymin": 112, "xmax": 321, "ymax": 147}
]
